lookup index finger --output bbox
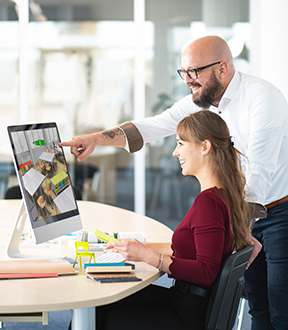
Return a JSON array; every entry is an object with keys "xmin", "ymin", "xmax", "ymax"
[
  {"xmin": 59, "ymin": 140, "xmax": 77, "ymax": 147},
  {"xmin": 58, "ymin": 140, "xmax": 83, "ymax": 158}
]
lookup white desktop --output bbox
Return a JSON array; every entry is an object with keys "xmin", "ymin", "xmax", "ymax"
[{"xmin": 7, "ymin": 122, "xmax": 82, "ymax": 259}]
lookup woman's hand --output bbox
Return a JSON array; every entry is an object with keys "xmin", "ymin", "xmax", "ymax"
[
  {"xmin": 246, "ymin": 232, "xmax": 262, "ymax": 269},
  {"xmin": 105, "ymin": 239, "xmax": 159, "ymax": 265}
]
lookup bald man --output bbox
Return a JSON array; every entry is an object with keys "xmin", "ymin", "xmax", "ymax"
[{"xmin": 61, "ymin": 36, "xmax": 288, "ymax": 330}]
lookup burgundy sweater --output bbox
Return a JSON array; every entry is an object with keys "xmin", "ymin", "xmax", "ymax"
[{"xmin": 169, "ymin": 187, "xmax": 233, "ymax": 289}]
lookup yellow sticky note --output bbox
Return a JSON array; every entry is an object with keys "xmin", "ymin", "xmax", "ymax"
[{"xmin": 94, "ymin": 230, "xmax": 119, "ymax": 243}]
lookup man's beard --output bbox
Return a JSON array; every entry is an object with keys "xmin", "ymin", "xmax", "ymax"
[{"xmin": 190, "ymin": 71, "xmax": 223, "ymax": 108}]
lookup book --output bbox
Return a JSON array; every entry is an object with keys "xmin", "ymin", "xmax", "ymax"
[
  {"xmin": 86, "ymin": 273, "xmax": 142, "ymax": 283},
  {"xmin": 85, "ymin": 262, "xmax": 141, "ymax": 283},
  {"xmin": 95, "ymin": 278, "xmax": 142, "ymax": 283},
  {"xmin": 0, "ymin": 259, "xmax": 77, "ymax": 275},
  {"xmin": 86, "ymin": 265, "xmax": 133, "ymax": 273},
  {"xmin": 85, "ymin": 262, "xmax": 135, "ymax": 274},
  {"xmin": 84, "ymin": 262, "xmax": 126, "ymax": 268},
  {"xmin": 0, "ymin": 273, "xmax": 59, "ymax": 280}
]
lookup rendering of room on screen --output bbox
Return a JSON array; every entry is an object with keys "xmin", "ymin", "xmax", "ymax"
[{"xmin": 6, "ymin": 122, "xmax": 82, "ymax": 259}]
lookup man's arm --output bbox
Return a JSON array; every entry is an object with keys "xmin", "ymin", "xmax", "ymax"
[
  {"xmin": 59, "ymin": 127, "xmax": 126, "ymax": 162},
  {"xmin": 60, "ymin": 94, "xmax": 195, "ymax": 162}
]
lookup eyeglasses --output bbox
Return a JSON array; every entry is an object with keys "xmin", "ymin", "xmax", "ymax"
[{"xmin": 177, "ymin": 62, "xmax": 221, "ymax": 80}]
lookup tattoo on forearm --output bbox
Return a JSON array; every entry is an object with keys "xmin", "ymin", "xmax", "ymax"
[{"xmin": 103, "ymin": 128, "xmax": 124, "ymax": 140}]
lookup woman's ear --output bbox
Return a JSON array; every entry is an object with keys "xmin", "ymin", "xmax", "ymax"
[{"xmin": 202, "ymin": 140, "xmax": 212, "ymax": 155}]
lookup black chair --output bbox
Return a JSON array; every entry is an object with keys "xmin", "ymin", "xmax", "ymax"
[
  {"xmin": 205, "ymin": 245, "xmax": 253, "ymax": 330},
  {"xmin": 72, "ymin": 185, "xmax": 83, "ymax": 200},
  {"xmin": 4, "ymin": 185, "xmax": 22, "ymax": 199},
  {"xmin": 205, "ymin": 202, "xmax": 267, "ymax": 330},
  {"xmin": 73, "ymin": 164, "xmax": 98, "ymax": 192},
  {"xmin": 235, "ymin": 202, "xmax": 267, "ymax": 330}
]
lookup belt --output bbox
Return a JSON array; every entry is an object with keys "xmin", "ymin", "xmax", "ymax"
[
  {"xmin": 174, "ymin": 280, "xmax": 210, "ymax": 299},
  {"xmin": 265, "ymin": 195, "xmax": 288, "ymax": 209}
]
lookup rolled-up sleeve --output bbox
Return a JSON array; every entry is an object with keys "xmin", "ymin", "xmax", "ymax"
[{"xmin": 120, "ymin": 95, "xmax": 195, "ymax": 153}]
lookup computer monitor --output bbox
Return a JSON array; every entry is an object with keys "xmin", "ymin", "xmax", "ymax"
[{"xmin": 6, "ymin": 122, "xmax": 82, "ymax": 259}]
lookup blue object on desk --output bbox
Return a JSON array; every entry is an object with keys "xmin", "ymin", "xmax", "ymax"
[
  {"xmin": 84, "ymin": 262, "xmax": 125, "ymax": 268},
  {"xmin": 93, "ymin": 277, "xmax": 142, "ymax": 283},
  {"xmin": 64, "ymin": 257, "xmax": 77, "ymax": 265},
  {"xmin": 84, "ymin": 262, "xmax": 135, "ymax": 269}
]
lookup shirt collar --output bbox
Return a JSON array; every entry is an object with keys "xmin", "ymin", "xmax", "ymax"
[
  {"xmin": 215, "ymin": 71, "xmax": 240, "ymax": 110},
  {"xmin": 221, "ymin": 71, "xmax": 240, "ymax": 101}
]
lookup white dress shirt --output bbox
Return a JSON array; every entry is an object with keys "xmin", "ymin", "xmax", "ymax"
[{"xmin": 129, "ymin": 72, "xmax": 288, "ymax": 205}]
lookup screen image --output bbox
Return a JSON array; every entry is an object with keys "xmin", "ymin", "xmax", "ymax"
[{"xmin": 7, "ymin": 122, "xmax": 82, "ymax": 244}]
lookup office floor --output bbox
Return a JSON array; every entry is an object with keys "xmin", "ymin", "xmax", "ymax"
[{"xmin": 1, "ymin": 167, "xmax": 252, "ymax": 330}]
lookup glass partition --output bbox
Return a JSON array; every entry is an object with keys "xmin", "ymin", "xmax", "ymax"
[{"xmin": 0, "ymin": 0, "xmax": 250, "ymax": 230}]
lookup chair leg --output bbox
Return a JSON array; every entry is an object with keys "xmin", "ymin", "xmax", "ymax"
[
  {"xmin": 236, "ymin": 297, "xmax": 246, "ymax": 330},
  {"xmin": 89, "ymin": 254, "xmax": 95, "ymax": 264},
  {"xmin": 74, "ymin": 255, "xmax": 78, "ymax": 268},
  {"xmin": 150, "ymin": 175, "xmax": 162, "ymax": 215}
]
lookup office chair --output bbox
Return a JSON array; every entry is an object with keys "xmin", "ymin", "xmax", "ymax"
[
  {"xmin": 4, "ymin": 185, "xmax": 22, "ymax": 199},
  {"xmin": 235, "ymin": 202, "xmax": 267, "ymax": 330},
  {"xmin": 205, "ymin": 202, "xmax": 267, "ymax": 330},
  {"xmin": 205, "ymin": 245, "xmax": 253, "ymax": 330},
  {"xmin": 72, "ymin": 185, "xmax": 83, "ymax": 200}
]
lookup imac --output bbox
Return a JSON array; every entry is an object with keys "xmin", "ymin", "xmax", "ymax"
[{"xmin": 6, "ymin": 122, "xmax": 82, "ymax": 259}]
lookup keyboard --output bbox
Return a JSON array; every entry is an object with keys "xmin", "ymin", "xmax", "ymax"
[
  {"xmin": 89, "ymin": 243, "xmax": 107, "ymax": 251},
  {"xmin": 95, "ymin": 252, "xmax": 125, "ymax": 263}
]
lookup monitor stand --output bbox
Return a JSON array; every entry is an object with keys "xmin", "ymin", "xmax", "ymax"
[{"xmin": 6, "ymin": 199, "xmax": 62, "ymax": 259}]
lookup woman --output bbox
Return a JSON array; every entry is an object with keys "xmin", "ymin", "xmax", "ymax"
[{"xmin": 96, "ymin": 110, "xmax": 249, "ymax": 330}]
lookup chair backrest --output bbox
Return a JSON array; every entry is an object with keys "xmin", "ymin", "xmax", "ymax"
[
  {"xmin": 75, "ymin": 241, "xmax": 89, "ymax": 253},
  {"xmin": 205, "ymin": 245, "xmax": 253, "ymax": 330},
  {"xmin": 73, "ymin": 185, "xmax": 83, "ymax": 200}
]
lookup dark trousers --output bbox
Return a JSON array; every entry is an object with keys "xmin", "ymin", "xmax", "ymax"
[
  {"xmin": 245, "ymin": 201, "xmax": 288, "ymax": 330},
  {"xmin": 96, "ymin": 283, "xmax": 209, "ymax": 330}
]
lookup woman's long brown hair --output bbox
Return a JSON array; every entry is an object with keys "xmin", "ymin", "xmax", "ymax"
[{"xmin": 177, "ymin": 110, "xmax": 249, "ymax": 251}]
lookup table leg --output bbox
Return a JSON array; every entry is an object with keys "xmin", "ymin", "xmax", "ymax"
[{"xmin": 71, "ymin": 307, "xmax": 95, "ymax": 330}]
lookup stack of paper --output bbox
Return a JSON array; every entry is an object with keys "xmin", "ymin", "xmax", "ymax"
[{"xmin": 84, "ymin": 262, "xmax": 142, "ymax": 283}]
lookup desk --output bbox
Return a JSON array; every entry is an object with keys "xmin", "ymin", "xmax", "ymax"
[
  {"xmin": 54, "ymin": 185, "xmax": 76, "ymax": 213},
  {"xmin": 22, "ymin": 168, "xmax": 45, "ymax": 197},
  {"xmin": 39, "ymin": 151, "xmax": 55, "ymax": 164},
  {"xmin": 0, "ymin": 200, "xmax": 173, "ymax": 330}
]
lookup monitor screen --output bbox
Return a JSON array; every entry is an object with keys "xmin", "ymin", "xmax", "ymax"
[{"xmin": 7, "ymin": 122, "xmax": 82, "ymax": 246}]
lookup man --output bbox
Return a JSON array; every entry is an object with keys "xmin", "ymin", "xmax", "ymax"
[{"xmin": 60, "ymin": 36, "xmax": 288, "ymax": 330}]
